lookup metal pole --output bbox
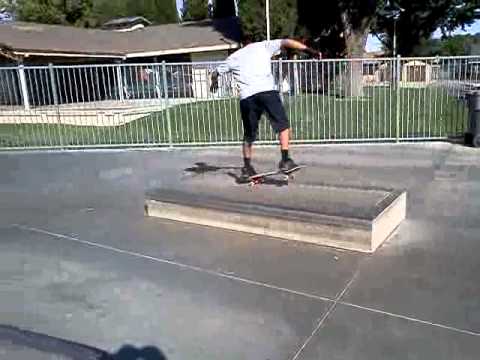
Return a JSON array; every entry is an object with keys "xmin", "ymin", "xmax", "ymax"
[
  {"xmin": 395, "ymin": 55, "xmax": 401, "ymax": 142},
  {"xmin": 393, "ymin": 19, "xmax": 397, "ymax": 57},
  {"xmin": 17, "ymin": 64, "xmax": 30, "ymax": 110},
  {"xmin": 48, "ymin": 63, "xmax": 63, "ymax": 147},
  {"xmin": 266, "ymin": 0, "xmax": 270, "ymax": 41},
  {"xmin": 234, "ymin": 0, "xmax": 239, "ymax": 16},
  {"xmin": 161, "ymin": 61, "xmax": 173, "ymax": 148},
  {"xmin": 116, "ymin": 63, "xmax": 124, "ymax": 101},
  {"xmin": 278, "ymin": 58, "xmax": 283, "ymax": 100},
  {"xmin": 48, "ymin": 63, "xmax": 59, "ymax": 106}
]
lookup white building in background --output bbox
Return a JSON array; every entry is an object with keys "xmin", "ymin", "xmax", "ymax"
[{"xmin": 401, "ymin": 60, "xmax": 440, "ymax": 87}]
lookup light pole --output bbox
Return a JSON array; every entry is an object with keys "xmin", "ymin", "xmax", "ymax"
[
  {"xmin": 381, "ymin": 1, "xmax": 404, "ymax": 57},
  {"xmin": 392, "ymin": 13, "xmax": 401, "ymax": 57},
  {"xmin": 266, "ymin": 0, "xmax": 270, "ymax": 41}
]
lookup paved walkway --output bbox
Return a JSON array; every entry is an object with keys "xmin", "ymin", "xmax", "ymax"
[{"xmin": 0, "ymin": 143, "xmax": 479, "ymax": 359}]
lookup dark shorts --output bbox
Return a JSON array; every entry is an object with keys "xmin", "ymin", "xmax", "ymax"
[{"xmin": 239, "ymin": 90, "xmax": 289, "ymax": 143}]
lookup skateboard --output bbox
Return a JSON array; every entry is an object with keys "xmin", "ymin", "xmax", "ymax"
[{"xmin": 244, "ymin": 165, "xmax": 306, "ymax": 186}]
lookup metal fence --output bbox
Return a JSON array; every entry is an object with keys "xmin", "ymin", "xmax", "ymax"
[{"xmin": 1, "ymin": 56, "xmax": 479, "ymax": 149}]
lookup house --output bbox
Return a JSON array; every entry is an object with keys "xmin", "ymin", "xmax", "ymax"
[
  {"xmin": 0, "ymin": 17, "xmax": 240, "ymax": 65},
  {"xmin": 0, "ymin": 17, "xmax": 240, "ymax": 105}
]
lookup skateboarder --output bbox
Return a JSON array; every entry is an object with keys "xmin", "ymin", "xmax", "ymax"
[{"xmin": 210, "ymin": 37, "xmax": 321, "ymax": 178}]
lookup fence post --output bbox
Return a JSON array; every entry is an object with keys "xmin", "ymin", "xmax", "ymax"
[
  {"xmin": 48, "ymin": 63, "xmax": 59, "ymax": 106},
  {"xmin": 278, "ymin": 58, "xmax": 283, "ymax": 100},
  {"xmin": 116, "ymin": 62, "xmax": 124, "ymax": 101},
  {"xmin": 395, "ymin": 55, "xmax": 401, "ymax": 142},
  {"xmin": 293, "ymin": 56, "xmax": 300, "ymax": 95},
  {"xmin": 17, "ymin": 64, "xmax": 30, "ymax": 111},
  {"xmin": 161, "ymin": 61, "xmax": 173, "ymax": 148},
  {"xmin": 48, "ymin": 63, "xmax": 63, "ymax": 147}
]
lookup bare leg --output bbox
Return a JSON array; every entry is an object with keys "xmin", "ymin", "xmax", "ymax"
[
  {"xmin": 279, "ymin": 128, "xmax": 290, "ymax": 150},
  {"xmin": 243, "ymin": 142, "xmax": 253, "ymax": 161}
]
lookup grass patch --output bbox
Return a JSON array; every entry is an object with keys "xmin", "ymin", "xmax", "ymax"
[{"xmin": 0, "ymin": 87, "xmax": 467, "ymax": 148}]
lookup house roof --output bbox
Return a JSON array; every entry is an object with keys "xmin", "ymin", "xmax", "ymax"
[{"xmin": 0, "ymin": 17, "xmax": 240, "ymax": 59}]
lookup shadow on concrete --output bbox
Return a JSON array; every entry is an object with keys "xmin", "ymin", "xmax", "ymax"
[
  {"xmin": 184, "ymin": 162, "xmax": 241, "ymax": 175},
  {"xmin": 111, "ymin": 345, "xmax": 167, "ymax": 360},
  {"xmin": 0, "ymin": 324, "xmax": 167, "ymax": 360},
  {"xmin": 184, "ymin": 162, "xmax": 287, "ymax": 187}
]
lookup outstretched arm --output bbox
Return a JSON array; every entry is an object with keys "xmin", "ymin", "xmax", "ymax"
[{"xmin": 280, "ymin": 39, "xmax": 322, "ymax": 59}]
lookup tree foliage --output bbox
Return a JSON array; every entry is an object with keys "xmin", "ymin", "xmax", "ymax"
[
  {"xmin": 213, "ymin": 0, "xmax": 236, "ymax": 18},
  {"xmin": 14, "ymin": 0, "xmax": 178, "ymax": 27},
  {"xmin": 16, "ymin": 0, "xmax": 70, "ymax": 24},
  {"xmin": 238, "ymin": 0, "xmax": 297, "ymax": 41},
  {"xmin": 375, "ymin": 0, "xmax": 480, "ymax": 55},
  {"xmin": 239, "ymin": 0, "xmax": 480, "ymax": 57},
  {"xmin": 129, "ymin": 0, "xmax": 178, "ymax": 24},
  {"xmin": 182, "ymin": 0, "xmax": 209, "ymax": 21}
]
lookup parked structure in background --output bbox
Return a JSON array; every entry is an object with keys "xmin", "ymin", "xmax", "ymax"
[
  {"xmin": 101, "ymin": 17, "xmax": 152, "ymax": 32},
  {"xmin": 0, "ymin": 8, "xmax": 13, "ymax": 24}
]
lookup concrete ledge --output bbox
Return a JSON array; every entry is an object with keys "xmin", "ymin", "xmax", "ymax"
[{"xmin": 144, "ymin": 186, "xmax": 407, "ymax": 253}]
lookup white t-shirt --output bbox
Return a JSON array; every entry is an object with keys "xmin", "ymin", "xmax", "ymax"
[{"xmin": 216, "ymin": 39, "xmax": 283, "ymax": 100}]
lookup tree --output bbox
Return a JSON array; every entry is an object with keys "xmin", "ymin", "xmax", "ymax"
[
  {"xmin": 297, "ymin": 0, "xmax": 479, "ymax": 95},
  {"xmin": 14, "ymin": 0, "xmax": 178, "ymax": 26},
  {"xmin": 129, "ymin": 0, "xmax": 177, "ymax": 24},
  {"xmin": 0, "ymin": 0, "xmax": 16, "ymax": 11},
  {"xmin": 16, "ymin": 0, "xmax": 68, "ymax": 24},
  {"xmin": 213, "ymin": 0, "xmax": 236, "ymax": 18},
  {"xmin": 88, "ymin": 0, "xmax": 127, "ymax": 27},
  {"xmin": 238, "ymin": 0, "xmax": 297, "ymax": 41},
  {"xmin": 64, "ymin": 0, "xmax": 94, "ymax": 26},
  {"xmin": 376, "ymin": 0, "xmax": 480, "ymax": 55},
  {"xmin": 297, "ymin": 0, "xmax": 383, "ymax": 96},
  {"xmin": 182, "ymin": 0, "xmax": 209, "ymax": 21}
]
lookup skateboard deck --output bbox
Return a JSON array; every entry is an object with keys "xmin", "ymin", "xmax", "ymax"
[{"xmin": 245, "ymin": 165, "xmax": 306, "ymax": 186}]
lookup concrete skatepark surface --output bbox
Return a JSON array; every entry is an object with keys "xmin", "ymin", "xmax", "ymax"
[{"xmin": 0, "ymin": 143, "xmax": 479, "ymax": 359}]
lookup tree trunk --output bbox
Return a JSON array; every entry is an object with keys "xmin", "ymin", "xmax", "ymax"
[{"xmin": 344, "ymin": 30, "xmax": 368, "ymax": 97}]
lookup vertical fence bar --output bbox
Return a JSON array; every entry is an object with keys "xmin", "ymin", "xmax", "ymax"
[
  {"xmin": 395, "ymin": 55, "xmax": 401, "ymax": 142},
  {"xmin": 48, "ymin": 63, "xmax": 63, "ymax": 147},
  {"xmin": 161, "ymin": 61, "xmax": 173, "ymax": 148},
  {"xmin": 17, "ymin": 64, "xmax": 30, "ymax": 111},
  {"xmin": 278, "ymin": 58, "xmax": 283, "ymax": 99},
  {"xmin": 116, "ymin": 64, "xmax": 124, "ymax": 102},
  {"xmin": 333, "ymin": 62, "xmax": 337, "ymax": 139}
]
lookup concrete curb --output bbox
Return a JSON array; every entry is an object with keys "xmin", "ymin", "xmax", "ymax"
[{"xmin": 145, "ymin": 188, "xmax": 407, "ymax": 253}]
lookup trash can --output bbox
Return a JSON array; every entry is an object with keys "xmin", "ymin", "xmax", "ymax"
[{"xmin": 465, "ymin": 91, "xmax": 480, "ymax": 147}]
